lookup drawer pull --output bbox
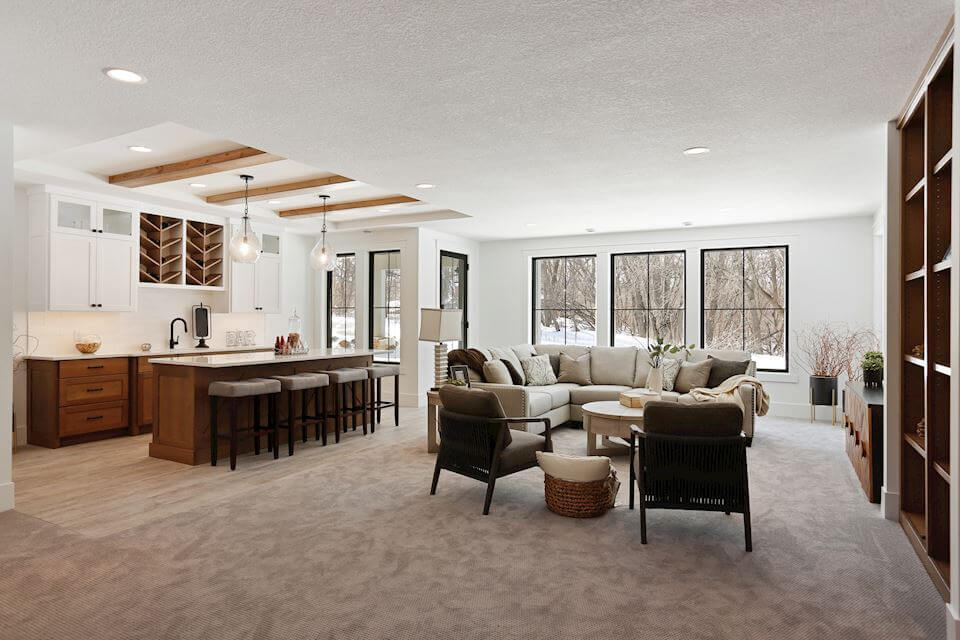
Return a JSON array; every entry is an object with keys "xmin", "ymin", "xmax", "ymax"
[
  {"xmin": 86, "ymin": 387, "xmax": 105, "ymax": 393},
  {"xmin": 86, "ymin": 415, "xmax": 104, "ymax": 421},
  {"xmin": 87, "ymin": 365, "xmax": 104, "ymax": 369}
]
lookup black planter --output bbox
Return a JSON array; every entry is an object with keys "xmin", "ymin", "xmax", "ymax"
[
  {"xmin": 863, "ymin": 368, "xmax": 883, "ymax": 388},
  {"xmin": 810, "ymin": 375, "xmax": 838, "ymax": 406}
]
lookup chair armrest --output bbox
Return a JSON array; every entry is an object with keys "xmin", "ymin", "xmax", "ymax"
[{"xmin": 501, "ymin": 417, "xmax": 552, "ymax": 449}]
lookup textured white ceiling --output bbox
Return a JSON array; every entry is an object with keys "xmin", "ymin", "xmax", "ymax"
[{"xmin": 0, "ymin": 1, "xmax": 952, "ymax": 239}]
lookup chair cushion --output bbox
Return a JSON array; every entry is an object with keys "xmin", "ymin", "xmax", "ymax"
[
  {"xmin": 270, "ymin": 372, "xmax": 330, "ymax": 391},
  {"xmin": 527, "ymin": 391, "xmax": 553, "ymax": 416},
  {"xmin": 589, "ymin": 346, "xmax": 637, "ymax": 386},
  {"xmin": 482, "ymin": 360, "xmax": 513, "ymax": 385},
  {"xmin": 536, "ymin": 451, "xmax": 611, "ymax": 483},
  {"xmin": 209, "ymin": 377, "xmax": 281, "ymax": 398},
  {"xmin": 526, "ymin": 383, "xmax": 577, "ymax": 409},
  {"xmin": 673, "ymin": 359, "xmax": 713, "ymax": 393},
  {"xmin": 327, "ymin": 368, "xmax": 368, "ymax": 383},
  {"xmin": 521, "ymin": 354, "xmax": 557, "ymax": 386},
  {"xmin": 569, "ymin": 385, "xmax": 631, "ymax": 404},
  {"xmin": 364, "ymin": 364, "xmax": 400, "ymax": 378},
  {"xmin": 558, "ymin": 352, "xmax": 592, "ymax": 385},
  {"xmin": 643, "ymin": 401, "xmax": 743, "ymax": 437},
  {"xmin": 705, "ymin": 356, "xmax": 751, "ymax": 389},
  {"xmin": 439, "ymin": 385, "xmax": 507, "ymax": 419},
  {"xmin": 489, "ymin": 347, "xmax": 526, "ymax": 384},
  {"xmin": 499, "ymin": 429, "xmax": 547, "ymax": 473}
]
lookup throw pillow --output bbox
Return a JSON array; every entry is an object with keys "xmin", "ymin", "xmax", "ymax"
[
  {"xmin": 489, "ymin": 347, "xmax": 526, "ymax": 385},
  {"xmin": 482, "ymin": 360, "xmax": 513, "ymax": 385},
  {"xmin": 661, "ymin": 357, "xmax": 682, "ymax": 392},
  {"xmin": 521, "ymin": 354, "xmax": 558, "ymax": 386},
  {"xmin": 706, "ymin": 356, "xmax": 751, "ymax": 388},
  {"xmin": 558, "ymin": 352, "xmax": 592, "ymax": 385},
  {"xmin": 673, "ymin": 359, "xmax": 713, "ymax": 393},
  {"xmin": 501, "ymin": 359, "xmax": 524, "ymax": 385}
]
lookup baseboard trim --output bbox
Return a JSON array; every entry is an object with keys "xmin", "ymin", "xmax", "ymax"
[
  {"xmin": 881, "ymin": 488, "xmax": 900, "ymax": 521},
  {"xmin": 0, "ymin": 481, "xmax": 14, "ymax": 512},
  {"xmin": 946, "ymin": 603, "xmax": 959, "ymax": 640},
  {"xmin": 14, "ymin": 424, "xmax": 26, "ymax": 447}
]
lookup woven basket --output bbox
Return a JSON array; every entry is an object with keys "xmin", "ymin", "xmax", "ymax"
[{"xmin": 544, "ymin": 474, "xmax": 611, "ymax": 518}]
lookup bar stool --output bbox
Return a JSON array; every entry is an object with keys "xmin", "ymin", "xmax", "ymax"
[
  {"xmin": 326, "ymin": 368, "xmax": 369, "ymax": 441},
  {"xmin": 209, "ymin": 378, "xmax": 281, "ymax": 470},
  {"xmin": 269, "ymin": 372, "xmax": 330, "ymax": 455},
  {"xmin": 364, "ymin": 364, "xmax": 400, "ymax": 428}
]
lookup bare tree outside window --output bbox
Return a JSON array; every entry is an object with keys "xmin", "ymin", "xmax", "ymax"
[
  {"xmin": 369, "ymin": 250, "xmax": 401, "ymax": 362},
  {"xmin": 326, "ymin": 254, "xmax": 355, "ymax": 349},
  {"xmin": 532, "ymin": 255, "xmax": 597, "ymax": 345},
  {"xmin": 612, "ymin": 251, "xmax": 685, "ymax": 347},
  {"xmin": 702, "ymin": 246, "xmax": 788, "ymax": 371}
]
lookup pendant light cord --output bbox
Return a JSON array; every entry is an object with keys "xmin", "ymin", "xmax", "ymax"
[
  {"xmin": 319, "ymin": 195, "xmax": 329, "ymax": 250},
  {"xmin": 242, "ymin": 175, "xmax": 251, "ymax": 236}
]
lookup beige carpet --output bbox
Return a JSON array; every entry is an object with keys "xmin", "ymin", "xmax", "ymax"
[{"xmin": 0, "ymin": 414, "xmax": 946, "ymax": 640}]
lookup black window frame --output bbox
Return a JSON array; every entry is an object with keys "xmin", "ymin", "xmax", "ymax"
[
  {"xmin": 609, "ymin": 250, "xmax": 687, "ymax": 347},
  {"xmin": 325, "ymin": 253, "xmax": 356, "ymax": 349},
  {"xmin": 699, "ymin": 245, "xmax": 789, "ymax": 373},
  {"xmin": 530, "ymin": 254, "xmax": 598, "ymax": 346},
  {"xmin": 439, "ymin": 250, "xmax": 469, "ymax": 349},
  {"xmin": 368, "ymin": 249, "xmax": 402, "ymax": 364}
]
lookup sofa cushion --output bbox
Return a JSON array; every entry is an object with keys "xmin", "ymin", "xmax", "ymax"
[
  {"xmin": 536, "ymin": 451, "xmax": 611, "ymax": 483},
  {"xmin": 558, "ymin": 352, "xmax": 592, "ymax": 385},
  {"xmin": 511, "ymin": 344, "xmax": 537, "ymax": 361},
  {"xmin": 533, "ymin": 344, "xmax": 562, "ymax": 374},
  {"xmin": 482, "ymin": 360, "xmax": 513, "ymax": 385},
  {"xmin": 521, "ymin": 354, "xmax": 557, "ymax": 386},
  {"xmin": 500, "ymin": 430, "xmax": 547, "ymax": 473},
  {"xmin": 589, "ymin": 346, "xmax": 637, "ymax": 386},
  {"xmin": 633, "ymin": 350, "xmax": 653, "ymax": 387},
  {"xmin": 643, "ymin": 401, "xmax": 743, "ymax": 437},
  {"xmin": 560, "ymin": 345, "xmax": 590, "ymax": 359},
  {"xmin": 706, "ymin": 356, "xmax": 751, "ymax": 389},
  {"xmin": 526, "ymin": 383, "xmax": 578, "ymax": 409},
  {"xmin": 527, "ymin": 391, "xmax": 553, "ymax": 416},
  {"xmin": 674, "ymin": 359, "xmax": 713, "ymax": 393},
  {"xmin": 569, "ymin": 384, "xmax": 631, "ymax": 405},
  {"xmin": 489, "ymin": 346, "xmax": 526, "ymax": 385}
]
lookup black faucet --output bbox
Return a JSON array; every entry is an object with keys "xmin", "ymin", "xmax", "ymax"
[{"xmin": 169, "ymin": 317, "xmax": 188, "ymax": 349}]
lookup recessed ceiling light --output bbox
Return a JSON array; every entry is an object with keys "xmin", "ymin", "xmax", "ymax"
[
  {"xmin": 681, "ymin": 221, "xmax": 693, "ymax": 227},
  {"xmin": 189, "ymin": 183, "xmax": 206, "ymax": 188},
  {"xmin": 683, "ymin": 146, "xmax": 710, "ymax": 155},
  {"xmin": 103, "ymin": 68, "xmax": 146, "ymax": 84},
  {"xmin": 415, "ymin": 183, "xmax": 435, "ymax": 189},
  {"xmin": 585, "ymin": 227, "xmax": 596, "ymax": 233},
  {"xmin": 525, "ymin": 223, "xmax": 537, "ymax": 227},
  {"xmin": 128, "ymin": 145, "xmax": 152, "ymax": 153}
]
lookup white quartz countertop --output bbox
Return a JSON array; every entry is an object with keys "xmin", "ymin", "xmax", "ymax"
[
  {"xmin": 27, "ymin": 345, "xmax": 273, "ymax": 361},
  {"xmin": 148, "ymin": 348, "xmax": 378, "ymax": 368}
]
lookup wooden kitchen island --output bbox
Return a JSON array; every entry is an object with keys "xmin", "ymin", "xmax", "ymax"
[{"xmin": 148, "ymin": 349, "xmax": 376, "ymax": 465}]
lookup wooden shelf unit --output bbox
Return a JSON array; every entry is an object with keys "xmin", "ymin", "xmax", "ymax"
[
  {"xmin": 898, "ymin": 45, "xmax": 954, "ymax": 600},
  {"xmin": 140, "ymin": 213, "xmax": 183, "ymax": 285},
  {"xmin": 184, "ymin": 221, "xmax": 224, "ymax": 287}
]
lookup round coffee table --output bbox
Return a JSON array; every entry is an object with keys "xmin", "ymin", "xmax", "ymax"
[{"xmin": 582, "ymin": 401, "xmax": 645, "ymax": 455}]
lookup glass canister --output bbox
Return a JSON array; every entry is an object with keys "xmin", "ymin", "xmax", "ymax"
[
  {"xmin": 287, "ymin": 310, "xmax": 308, "ymax": 353},
  {"xmin": 74, "ymin": 331, "xmax": 102, "ymax": 354}
]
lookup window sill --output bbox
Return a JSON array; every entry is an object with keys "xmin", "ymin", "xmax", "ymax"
[{"xmin": 756, "ymin": 371, "xmax": 798, "ymax": 384}]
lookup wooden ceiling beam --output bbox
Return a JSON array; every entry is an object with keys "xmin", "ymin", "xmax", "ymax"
[
  {"xmin": 107, "ymin": 147, "xmax": 284, "ymax": 188},
  {"xmin": 278, "ymin": 195, "xmax": 419, "ymax": 218},
  {"xmin": 204, "ymin": 174, "xmax": 355, "ymax": 205}
]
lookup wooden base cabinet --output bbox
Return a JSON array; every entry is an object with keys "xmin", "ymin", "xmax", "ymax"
[{"xmin": 843, "ymin": 382, "xmax": 884, "ymax": 503}]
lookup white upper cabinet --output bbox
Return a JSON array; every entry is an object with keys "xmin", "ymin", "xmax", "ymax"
[
  {"xmin": 97, "ymin": 237, "xmax": 138, "ymax": 310},
  {"xmin": 230, "ymin": 261, "xmax": 257, "ymax": 313},
  {"xmin": 99, "ymin": 205, "xmax": 136, "ymax": 239},
  {"xmin": 48, "ymin": 233, "xmax": 96, "ymax": 310},
  {"xmin": 52, "ymin": 196, "xmax": 97, "ymax": 235},
  {"xmin": 228, "ymin": 225, "xmax": 283, "ymax": 314},
  {"xmin": 254, "ymin": 256, "xmax": 282, "ymax": 314}
]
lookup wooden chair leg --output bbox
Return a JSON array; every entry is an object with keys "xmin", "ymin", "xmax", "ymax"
[
  {"xmin": 640, "ymin": 501, "xmax": 647, "ymax": 544},
  {"xmin": 393, "ymin": 374, "xmax": 399, "ymax": 426},
  {"xmin": 743, "ymin": 458, "xmax": 753, "ymax": 552},
  {"xmin": 376, "ymin": 378, "xmax": 382, "ymax": 423},
  {"xmin": 430, "ymin": 456, "xmax": 442, "ymax": 495},
  {"xmin": 229, "ymin": 398, "xmax": 238, "ymax": 471},
  {"xmin": 482, "ymin": 476, "xmax": 497, "ymax": 515},
  {"xmin": 209, "ymin": 396, "xmax": 218, "ymax": 466}
]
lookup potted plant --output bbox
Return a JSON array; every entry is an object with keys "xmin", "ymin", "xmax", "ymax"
[
  {"xmin": 647, "ymin": 337, "xmax": 694, "ymax": 394},
  {"xmin": 796, "ymin": 322, "xmax": 875, "ymax": 408},
  {"xmin": 861, "ymin": 351, "xmax": 884, "ymax": 387}
]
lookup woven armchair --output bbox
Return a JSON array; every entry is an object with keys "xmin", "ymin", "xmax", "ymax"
[
  {"xmin": 430, "ymin": 385, "xmax": 552, "ymax": 514},
  {"xmin": 630, "ymin": 401, "xmax": 752, "ymax": 551}
]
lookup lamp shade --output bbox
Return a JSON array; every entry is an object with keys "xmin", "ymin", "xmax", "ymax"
[{"xmin": 418, "ymin": 308, "xmax": 463, "ymax": 342}]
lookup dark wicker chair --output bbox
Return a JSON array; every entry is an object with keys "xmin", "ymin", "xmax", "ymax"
[
  {"xmin": 430, "ymin": 385, "xmax": 552, "ymax": 515},
  {"xmin": 630, "ymin": 401, "xmax": 752, "ymax": 551}
]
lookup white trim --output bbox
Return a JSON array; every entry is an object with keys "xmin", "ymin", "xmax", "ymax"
[
  {"xmin": 14, "ymin": 424, "xmax": 26, "ymax": 448},
  {"xmin": 881, "ymin": 488, "xmax": 900, "ymax": 521},
  {"xmin": 757, "ymin": 371, "xmax": 798, "ymax": 384},
  {"xmin": 0, "ymin": 482, "xmax": 13, "ymax": 512},
  {"xmin": 947, "ymin": 603, "xmax": 960, "ymax": 640}
]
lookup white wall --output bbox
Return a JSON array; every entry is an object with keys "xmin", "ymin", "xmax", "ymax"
[
  {"xmin": 476, "ymin": 216, "xmax": 876, "ymax": 418},
  {"xmin": 1, "ymin": 123, "xmax": 14, "ymax": 512}
]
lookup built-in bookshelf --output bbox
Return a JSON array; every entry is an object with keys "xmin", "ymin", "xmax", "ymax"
[
  {"xmin": 185, "ymin": 221, "xmax": 224, "ymax": 287},
  {"xmin": 139, "ymin": 213, "xmax": 225, "ymax": 289},
  {"xmin": 899, "ymin": 44, "xmax": 953, "ymax": 600}
]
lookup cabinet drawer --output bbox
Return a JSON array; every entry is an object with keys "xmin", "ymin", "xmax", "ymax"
[
  {"xmin": 59, "ymin": 374, "xmax": 128, "ymax": 406},
  {"xmin": 61, "ymin": 358, "xmax": 128, "ymax": 378},
  {"xmin": 59, "ymin": 401, "xmax": 128, "ymax": 437}
]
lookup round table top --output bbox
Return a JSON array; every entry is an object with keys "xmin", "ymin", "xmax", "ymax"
[{"xmin": 581, "ymin": 400, "xmax": 645, "ymax": 420}]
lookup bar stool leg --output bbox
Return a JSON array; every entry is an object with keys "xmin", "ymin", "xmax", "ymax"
[
  {"xmin": 394, "ymin": 374, "xmax": 400, "ymax": 426},
  {"xmin": 229, "ymin": 398, "xmax": 239, "ymax": 471},
  {"xmin": 253, "ymin": 395, "xmax": 261, "ymax": 456},
  {"xmin": 319, "ymin": 387, "xmax": 328, "ymax": 446},
  {"xmin": 376, "ymin": 378, "xmax": 382, "ymax": 424},
  {"xmin": 361, "ymin": 379, "xmax": 368, "ymax": 435},
  {"xmin": 368, "ymin": 378, "xmax": 375, "ymax": 434},
  {"xmin": 287, "ymin": 389, "xmax": 296, "ymax": 456},
  {"xmin": 270, "ymin": 393, "xmax": 280, "ymax": 460},
  {"xmin": 351, "ymin": 381, "xmax": 358, "ymax": 431},
  {"xmin": 335, "ymin": 383, "xmax": 342, "ymax": 443},
  {"xmin": 301, "ymin": 389, "xmax": 309, "ymax": 442},
  {"xmin": 209, "ymin": 396, "xmax": 218, "ymax": 466}
]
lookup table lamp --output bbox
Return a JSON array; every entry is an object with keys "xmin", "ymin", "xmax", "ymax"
[{"xmin": 419, "ymin": 308, "xmax": 464, "ymax": 389}]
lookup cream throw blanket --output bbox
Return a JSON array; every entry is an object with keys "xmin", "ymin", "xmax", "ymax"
[{"xmin": 689, "ymin": 374, "xmax": 770, "ymax": 417}]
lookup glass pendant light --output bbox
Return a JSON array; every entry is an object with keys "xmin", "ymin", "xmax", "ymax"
[
  {"xmin": 310, "ymin": 194, "xmax": 336, "ymax": 271},
  {"xmin": 229, "ymin": 174, "xmax": 261, "ymax": 263}
]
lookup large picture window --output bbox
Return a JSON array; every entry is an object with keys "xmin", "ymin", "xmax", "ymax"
[
  {"xmin": 611, "ymin": 251, "xmax": 685, "ymax": 347},
  {"xmin": 326, "ymin": 254, "xmax": 356, "ymax": 349},
  {"xmin": 369, "ymin": 250, "xmax": 401, "ymax": 363},
  {"xmin": 701, "ymin": 246, "xmax": 788, "ymax": 371},
  {"xmin": 532, "ymin": 255, "xmax": 597, "ymax": 345}
]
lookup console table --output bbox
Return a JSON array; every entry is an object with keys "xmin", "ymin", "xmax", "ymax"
[{"xmin": 843, "ymin": 381, "xmax": 884, "ymax": 503}]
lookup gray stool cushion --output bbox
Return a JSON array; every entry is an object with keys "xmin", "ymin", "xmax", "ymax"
[
  {"xmin": 327, "ymin": 368, "xmax": 367, "ymax": 384},
  {"xmin": 270, "ymin": 372, "xmax": 330, "ymax": 391},
  {"xmin": 364, "ymin": 364, "xmax": 400, "ymax": 378},
  {"xmin": 209, "ymin": 377, "xmax": 281, "ymax": 398}
]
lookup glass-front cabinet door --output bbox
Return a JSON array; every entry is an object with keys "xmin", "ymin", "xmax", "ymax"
[
  {"xmin": 52, "ymin": 196, "xmax": 97, "ymax": 235},
  {"xmin": 99, "ymin": 205, "xmax": 136, "ymax": 239},
  {"xmin": 260, "ymin": 232, "xmax": 281, "ymax": 256}
]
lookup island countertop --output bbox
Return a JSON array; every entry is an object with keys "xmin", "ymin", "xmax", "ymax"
[{"xmin": 149, "ymin": 348, "xmax": 378, "ymax": 368}]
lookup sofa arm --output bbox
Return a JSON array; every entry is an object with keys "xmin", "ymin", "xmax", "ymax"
[
  {"xmin": 737, "ymin": 383, "xmax": 756, "ymax": 440},
  {"xmin": 471, "ymin": 383, "xmax": 529, "ymax": 421}
]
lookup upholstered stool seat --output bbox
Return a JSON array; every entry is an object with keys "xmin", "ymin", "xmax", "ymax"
[
  {"xmin": 363, "ymin": 364, "xmax": 399, "ymax": 428},
  {"xmin": 327, "ymin": 368, "xmax": 371, "ymax": 441},
  {"xmin": 364, "ymin": 364, "xmax": 400, "ymax": 378},
  {"xmin": 209, "ymin": 378, "xmax": 281, "ymax": 398},
  {"xmin": 271, "ymin": 372, "xmax": 330, "ymax": 391},
  {"xmin": 269, "ymin": 373, "xmax": 331, "ymax": 453},
  {"xmin": 209, "ymin": 378, "xmax": 281, "ymax": 470},
  {"xmin": 327, "ymin": 368, "xmax": 367, "ymax": 384}
]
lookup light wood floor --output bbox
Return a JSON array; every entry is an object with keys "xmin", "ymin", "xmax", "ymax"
[{"xmin": 12, "ymin": 407, "xmax": 425, "ymax": 538}]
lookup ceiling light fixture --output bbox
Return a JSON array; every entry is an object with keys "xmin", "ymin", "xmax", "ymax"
[
  {"xmin": 415, "ymin": 183, "xmax": 435, "ymax": 189},
  {"xmin": 585, "ymin": 227, "xmax": 596, "ymax": 233},
  {"xmin": 310, "ymin": 195, "xmax": 336, "ymax": 272},
  {"xmin": 228, "ymin": 175, "xmax": 261, "ymax": 264},
  {"xmin": 103, "ymin": 68, "xmax": 146, "ymax": 84},
  {"xmin": 189, "ymin": 183, "xmax": 206, "ymax": 188},
  {"xmin": 128, "ymin": 145, "xmax": 152, "ymax": 153},
  {"xmin": 681, "ymin": 221, "xmax": 693, "ymax": 227},
  {"xmin": 683, "ymin": 146, "xmax": 710, "ymax": 155}
]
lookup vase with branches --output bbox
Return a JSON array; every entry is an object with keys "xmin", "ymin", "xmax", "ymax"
[
  {"xmin": 795, "ymin": 322, "xmax": 876, "ymax": 410},
  {"xmin": 646, "ymin": 337, "xmax": 694, "ymax": 394}
]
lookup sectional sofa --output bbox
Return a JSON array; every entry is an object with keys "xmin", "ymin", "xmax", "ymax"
[{"xmin": 463, "ymin": 345, "xmax": 758, "ymax": 442}]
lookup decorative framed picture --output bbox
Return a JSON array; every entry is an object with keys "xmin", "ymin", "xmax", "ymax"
[{"xmin": 448, "ymin": 364, "xmax": 471, "ymax": 387}]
